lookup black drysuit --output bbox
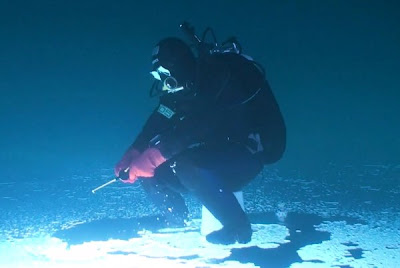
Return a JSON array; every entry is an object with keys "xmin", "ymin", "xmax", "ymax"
[{"xmin": 130, "ymin": 52, "xmax": 286, "ymax": 229}]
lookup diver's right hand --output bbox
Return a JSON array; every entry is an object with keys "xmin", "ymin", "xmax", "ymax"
[{"xmin": 114, "ymin": 147, "xmax": 140, "ymax": 177}]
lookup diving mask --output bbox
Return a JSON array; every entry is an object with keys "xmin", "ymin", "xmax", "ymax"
[{"xmin": 150, "ymin": 66, "xmax": 184, "ymax": 94}]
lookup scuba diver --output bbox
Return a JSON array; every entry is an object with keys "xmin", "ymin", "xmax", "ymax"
[{"xmin": 114, "ymin": 23, "xmax": 286, "ymax": 245}]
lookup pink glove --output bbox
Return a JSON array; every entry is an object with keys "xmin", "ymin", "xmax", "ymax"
[
  {"xmin": 121, "ymin": 148, "xmax": 167, "ymax": 184},
  {"xmin": 114, "ymin": 147, "xmax": 140, "ymax": 177}
]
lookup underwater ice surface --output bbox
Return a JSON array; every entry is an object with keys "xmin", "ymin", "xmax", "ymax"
[{"xmin": 0, "ymin": 164, "xmax": 399, "ymax": 268}]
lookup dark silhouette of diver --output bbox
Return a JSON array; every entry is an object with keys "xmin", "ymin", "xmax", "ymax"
[{"xmin": 114, "ymin": 25, "xmax": 286, "ymax": 245}]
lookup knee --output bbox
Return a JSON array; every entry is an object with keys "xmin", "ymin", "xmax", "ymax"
[
  {"xmin": 174, "ymin": 159, "xmax": 214, "ymax": 192},
  {"xmin": 173, "ymin": 159, "xmax": 197, "ymax": 191}
]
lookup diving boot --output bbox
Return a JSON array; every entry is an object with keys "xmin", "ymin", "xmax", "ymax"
[{"xmin": 206, "ymin": 221, "xmax": 252, "ymax": 245}]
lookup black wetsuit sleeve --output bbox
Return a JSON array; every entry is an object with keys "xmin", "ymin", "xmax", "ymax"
[
  {"xmin": 129, "ymin": 105, "xmax": 171, "ymax": 153},
  {"xmin": 154, "ymin": 101, "xmax": 222, "ymax": 158}
]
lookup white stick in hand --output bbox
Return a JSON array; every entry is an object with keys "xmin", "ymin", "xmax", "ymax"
[{"xmin": 91, "ymin": 178, "xmax": 117, "ymax": 194}]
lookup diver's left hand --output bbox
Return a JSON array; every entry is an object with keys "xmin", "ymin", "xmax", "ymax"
[{"xmin": 121, "ymin": 148, "xmax": 167, "ymax": 184}]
